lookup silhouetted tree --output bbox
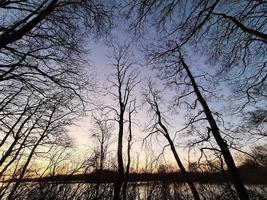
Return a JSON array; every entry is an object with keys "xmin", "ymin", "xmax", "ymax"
[
  {"xmin": 144, "ymin": 45, "xmax": 249, "ymax": 199},
  {"xmin": 90, "ymin": 113, "xmax": 114, "ymax": 171},
  {"xmin": 122, "ymin": 100, "xmax": 136, "ymax": 200},
  {"xmin": 89, "ymin": 113, "xmax": 114, "ymax": 200},
  {"xmin": 241, "ymin": 145, "xmax": 267, "ymax": 168},
  {"xmin": 106, "ymin": 43, "xmax": 139, "ymax": 200},
  {"xmin": 144, "ymin": 81, "xmax": 201, "ymax": 200},
  {"xmin": 0, "ymin": 2, "xmax": 113, "ymax": 198},
  {"xmin": 0, "ymin": 0, "xmax": 112, "ymax": 98}
]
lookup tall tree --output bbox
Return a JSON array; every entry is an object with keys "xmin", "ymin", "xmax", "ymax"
[
  {"xmin": 124, "ymin": 1, "xmax": 266, "ymax": 198},
  {"xmin": 145, "ymin": 44, "xmax": 249, "ymax": 199},
  {"xmin": 0, "ymin": 0, "xmax": 113, "ymax": 162},
  {"xmin": 106, "ymin": 44, "xmax": 139, "ymax": 200}
]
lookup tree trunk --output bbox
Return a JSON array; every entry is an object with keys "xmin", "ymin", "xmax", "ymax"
[
  {"xmin": 113, "ymin": 115, "xmax": 124, "ymax": 200},
  {"xmin": 180, "ymin": 55, "xmax": 249, "ymax": 200},
  {"xmin": 122, "ymin": 110, "xmax": 133, "ymax": 200},
  {"xmin": 167, "ymin": 137, "xmax": 200, "ymax": 200},
  {"xmin": 153, "ymin": 99, "xmax": 200, "ymax": 200}
]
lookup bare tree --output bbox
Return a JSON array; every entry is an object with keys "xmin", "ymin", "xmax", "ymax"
[
  {"xmin": 143, "ymin": 43, "xmax": 249, "ymax": 199},
  {"xmin": 90, "ymin": 113, "xmax": 114, "ymax": 172},
  {"xmin": 144, "ymin": 81, "xmax": 201, "ymax": 200},
  {"xmin": 125, "ymin": 2, "xmax": 267, "ymax": 162},
  {"xmin": 0, "ymin": 0, "xmax": 113, "ymax": 174},
  {"xmin": 239, "ymin": 145, "xmax": 267, "ymax": 168},
  {"xmin": 0, "ymin": 2, "xmax": 113, "ymax": 198},
  {"xmin": 106, "ymin": 43, "xmax": 139, "ymax": 200}
]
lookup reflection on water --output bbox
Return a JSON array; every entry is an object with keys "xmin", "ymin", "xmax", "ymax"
[{"xmin": 2, "ymin": 181, "xmax": 267, "ymax": 200}]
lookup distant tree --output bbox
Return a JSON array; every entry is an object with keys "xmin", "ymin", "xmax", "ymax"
[
  {"xmin": 90, "ymin": 113, "xmax": 114, "ymax": 171},
  {"xmin": 89, "ymin": 114, "xmax": 114, "ymax": 200},
  {"xmin": 251, "ymin": 145, "xmax": 267, "ymax": 167},
  {"xmin": 241, "ymin": 145, "xmax": 267, "ymax": 168}
]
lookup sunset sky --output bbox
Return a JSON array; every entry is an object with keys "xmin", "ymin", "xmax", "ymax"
[{"xmin": 65, "ymin": 34, "xmax": 264, "ymax": 169}]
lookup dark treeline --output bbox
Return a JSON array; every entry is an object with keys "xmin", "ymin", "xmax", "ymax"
[{"xmin": 19, "ymin": 165, "xmax": 267, "ymax": 185}]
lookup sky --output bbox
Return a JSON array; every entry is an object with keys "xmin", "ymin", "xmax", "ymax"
[
  {"xmin": 65, "ymin": 35, "xmax": 194, "ymax": 168},
  {"xmin": 65, "ymin": 41, "xmax": 217, "ymax": 169},
  {"xmin": 64, "ymin": 16, "xmax": 267, "ymax": 170}
]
